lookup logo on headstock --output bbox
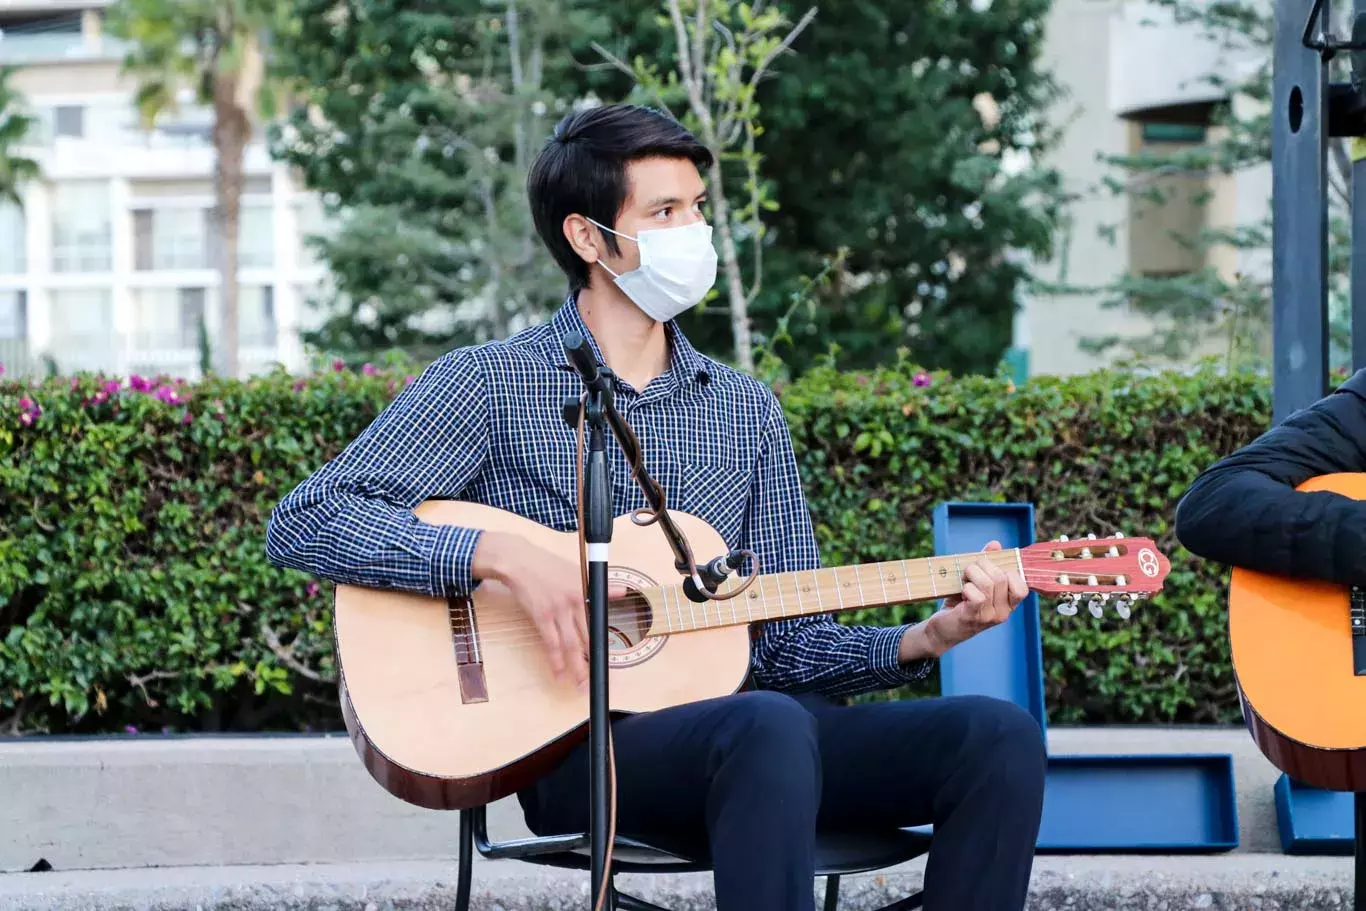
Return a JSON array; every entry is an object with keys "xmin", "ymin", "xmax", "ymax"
[{"xmin": 1137, "ymin": 548, "xmax": 1160, "ymax": 578}]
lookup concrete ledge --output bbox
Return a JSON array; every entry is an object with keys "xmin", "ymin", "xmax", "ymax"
[
  {"xmin": 0, "ymin": 726, "xmax": 1289, "ymax": 873},
  {"xmin": 0, "ymin": 855, "xmax": 1355, "ymax": 911}
]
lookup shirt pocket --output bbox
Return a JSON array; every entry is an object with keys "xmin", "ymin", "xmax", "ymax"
[{"xmin": 677, "ymin": 459, "xmax": 754, "ymax": 542}]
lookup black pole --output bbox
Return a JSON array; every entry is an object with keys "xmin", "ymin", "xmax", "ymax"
[
  {"xmin": 1273, "ymin": 0, "xmax": 1331, "ymax": 422},
  {"xmin": 583, "ymin": 409, "xmax": 613, "ymax": 908}
]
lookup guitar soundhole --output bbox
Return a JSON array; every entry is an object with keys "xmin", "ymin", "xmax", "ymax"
[
  {"xmin": 608, "ymin": 590, "xmax": 654, "ymax": 649},
  {"xmin": 606, "ymin": 568, "xmax": 667, "ymax": 668}
]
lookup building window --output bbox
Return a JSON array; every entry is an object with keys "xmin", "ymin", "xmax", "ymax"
[
  {"xmin": 49, "ymin": 288, "xmax": 116, "ymax": 372},
  {"xmin": 133, "ymin": 286, "xmax": 208, "ymax": 351},
  {"xmin": 53, "ymin": 105, "xmax": 84, "ymax": 139},
  {"xmin": 0, "ymin": 290, "xmax": 27, "ymax": 340},
  {"xmin": 1140, "ymin": 122, "xmax": 1207, "ymax": 144},
  {"xmin": 134, "ymin": 206, "xmax": 208, "ymax": 270},
  {"xmin": 239, "ymin": 204, "xmax": 274, "ymax": 268},
  {"xmin": 0, "ymin": 202, "xmax": 25, "ymax": 275},
  {"xmin": 52, "ymin": 181, "xmax": 112, "ymax": 273},
  {"xmin": 240, "ymin": 284, "xmax": 277, "ymax": 347}
]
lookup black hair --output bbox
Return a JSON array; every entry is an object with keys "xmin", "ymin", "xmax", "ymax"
[{"xmin": 527, "ymin": 103, "xmax": 714, "ymax": 292}]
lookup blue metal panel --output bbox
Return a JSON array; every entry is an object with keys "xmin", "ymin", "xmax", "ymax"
[
  {"xmin": 1271, "ymin": 0, "xmax": 1330, "ymax": 422},
  {"xmin": 931, "ymin": 502, "xmax": 1047, "ymax": 735},
  {"xmin": 1274, "ymin": 774, "xmax": 1356, "ymax": 854},
  {"xmin": 1037, "ymin": 754, "xmax": 1240, "ymax": 852}
]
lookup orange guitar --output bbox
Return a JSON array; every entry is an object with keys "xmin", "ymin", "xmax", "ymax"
[
  {"xmin": 1228, "ymin": 472, "xmax": 1366, "ymax": 791},
  {"xmin": 333, "ymin": 500, "xmax": 1171, "ymax": 811}
]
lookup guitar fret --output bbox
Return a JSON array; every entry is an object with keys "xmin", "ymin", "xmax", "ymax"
[
  {"xmin": 903, "ymin": 559, "xmax": 917, "ymax": 600},
  {"xmin": 831, "ymin": 567, "xmax": 846, "ymax": 609},
  {"xmin": 854, "ymin": 565, "xmax": 867, "ymax": 605},
  {"xmin": 878, "ymin": 563, "xmax": 889, "ymax": 604}
]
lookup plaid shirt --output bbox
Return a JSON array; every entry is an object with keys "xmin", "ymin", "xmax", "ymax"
[{"xmin": 267, "ymin": 295, "xmax": 932, "ymax": 697}]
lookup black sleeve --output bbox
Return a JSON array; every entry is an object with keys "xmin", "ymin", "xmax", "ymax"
[{"xmin": 1173, "ymin": 368, "xmax": 1366, "ymax": 586}]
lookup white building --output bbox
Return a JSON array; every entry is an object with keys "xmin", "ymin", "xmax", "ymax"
[
  {"xmin": 0, "ymin": 0, "xmax": 327, "ymax": 380},
  {"xmin": 1021, "ymin": 0, "xmax": 1270, "ymax": 375}
]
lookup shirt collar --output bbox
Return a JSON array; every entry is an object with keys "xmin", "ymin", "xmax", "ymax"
[{"xmin": 541, "ymin": 292, "xmax": 712, "ymax": 390}]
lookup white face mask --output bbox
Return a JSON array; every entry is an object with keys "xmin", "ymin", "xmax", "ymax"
[{"xmin": 589, "ymin": 218, "xmax": 718, "ymax": 322}]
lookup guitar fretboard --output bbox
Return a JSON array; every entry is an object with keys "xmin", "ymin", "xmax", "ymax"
[{"xmin": 644, "ymin": 549, "xmax": 1025, "ymax": 635}]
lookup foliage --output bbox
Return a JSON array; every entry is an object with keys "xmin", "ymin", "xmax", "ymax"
[
  {"xmin": 593, "ymin": 0, "xmax": 817, "ymax": 371},
  {"xmin": 1048, "ymin": 0, "xmax": 1352, "ymax": 369},
  {"xmin": 573, "ymin": 0, "xmax": 1066, "ymax": 376},
  {"xmin": 267, "ymin": 0, "xmax": 605, "ymax": 365},
  {"xmin": 0, "ymin": 358, "xmax": 1298, "ymax": 735},
  {"xmin": 105, "ymin": 0, "xmax": 289, "ymax": 380},
  {"xmin": 0, "ymin": 66, "xmax": 40, "ymax": 208}
]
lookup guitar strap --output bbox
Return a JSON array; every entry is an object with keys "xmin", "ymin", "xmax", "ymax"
[{"xmin": 1351, "ymin": 586, "xmax": 1366, "ymax": 676}]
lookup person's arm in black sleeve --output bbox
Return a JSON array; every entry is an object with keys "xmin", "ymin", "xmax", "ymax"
[{"xmin": 1173, "ymin": 368, "xmax": 1366, "ymax": 586}]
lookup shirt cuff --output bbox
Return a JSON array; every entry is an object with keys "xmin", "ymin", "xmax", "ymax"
[
  {"xmin": 412, "ymin": 521, "xmax": 484, "ymax": 597},
  {"xmin": 868, "ymin": 624, "xmax": 935, "ymax": 686}
]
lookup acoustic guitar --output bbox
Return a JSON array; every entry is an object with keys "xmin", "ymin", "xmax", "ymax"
[
  {"xmin": 333, "ymin": 499, "xmax": 1172, "ymax": 811},
  {"xmin": 1228, "ymin": 472, "xmax": 1366, "ymax": 791}
]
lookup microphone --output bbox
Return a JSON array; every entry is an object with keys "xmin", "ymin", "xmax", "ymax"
[
  {"xmin": 682, "ymin": 550, "xmax": 748, "ymax": 602},
  {"xmin": 563, "ymin": 330, "xmax": 609, "ymax": 392}
]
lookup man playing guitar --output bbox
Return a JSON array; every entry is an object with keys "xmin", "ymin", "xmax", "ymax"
[
  {"xmin": 1175, "ymin": 370, "xmax": 1366, "ymax": 587},
  {"xmin": 267, "ymin": 103, "xmax": 1044, "ymax": 911}
]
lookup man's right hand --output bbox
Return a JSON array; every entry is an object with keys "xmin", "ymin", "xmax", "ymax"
[{"xmin": 472, "ymin": 531, "xmax": 625, "ymax": 689}]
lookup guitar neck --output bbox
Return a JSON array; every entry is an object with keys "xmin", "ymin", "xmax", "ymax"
[{"xmin": 644, "ymin": 548, "xmax": 1026, "ymax": 635}]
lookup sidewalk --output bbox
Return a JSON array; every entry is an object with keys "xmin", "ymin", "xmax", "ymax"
[{"xmin": 0, "ymin": 854, "xmax": 1355, "ymax": 910}]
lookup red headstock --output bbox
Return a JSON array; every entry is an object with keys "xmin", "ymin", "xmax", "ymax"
[{"xmin": 1020, "ymin": 533, "xmax": 1170, "ymax": 619}]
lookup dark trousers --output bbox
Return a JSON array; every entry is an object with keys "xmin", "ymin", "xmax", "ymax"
[{"xmin": 517, "ymin": 690, "xmax": 1047, "ymax": 911}]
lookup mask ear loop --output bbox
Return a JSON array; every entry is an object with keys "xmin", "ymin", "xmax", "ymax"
[{"xmin": 586, "ymin": 217, "xmax": 635, "ymax": 281}]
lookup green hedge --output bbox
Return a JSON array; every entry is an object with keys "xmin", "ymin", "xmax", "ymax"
[{"xmin": 0, "ymin": 358, "xmax": 1288, "ymax": 735}]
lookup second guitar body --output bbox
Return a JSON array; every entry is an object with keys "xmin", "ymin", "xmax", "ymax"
[{"xmin": 1229, "ymin": 472, "xmax": 1366, "ymax": 792}]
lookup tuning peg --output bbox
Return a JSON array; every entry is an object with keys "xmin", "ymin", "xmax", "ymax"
[
  {"xmin": 1107, "ymin": 545, "xmax": 1120, "ymax": 556},
  {"xmin": 1115, "ymin": 596, "xmax": 1132, "ymax": 620},
  {"xmin": 1056, "ymin": 596, "xmax": 1078, "ymax": 616},
  {"xmin": 1088, "ymin": 597, "xmax": 1104, "ymax": 618},
  {"xmin": 1086, "ymin": 532, "xmax": 1097, "ymax": 540},
  {"xmin": 1057, "ymin": 535, "xmax": 1069, "ymax": 542},
  {"xmin": 1114, "ymin": 532, "xmax": 1125, "ymax": 538}
]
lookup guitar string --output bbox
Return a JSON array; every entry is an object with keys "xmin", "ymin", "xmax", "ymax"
[
  {"xmin": 432, "ymin": 569, "xmax": 1150, "ymax": 652},
  {"xmin": 452, "ymin": 553, "xmax": 1127, "ymax": 639}
]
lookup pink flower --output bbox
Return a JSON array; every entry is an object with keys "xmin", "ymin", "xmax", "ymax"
[
  {"xmin": 181, "ymin": 411, "xmax": 193, "ymax": 425},
  {"xmin": 93, "ymin": 390, "xmax": 108, "ymax": 404},
  {"xmin": 129, "ymin": 374, "xmax": 151, "ymax": 392},
  {"xmin": 362, "ymin": 363, "xmax": 377, "ymax": 375},
  {"xmin": 17, "ymin": 397, "xmax": 31, "ymax": 410},
  {"xmin": 0, "ymin": 363, "xmax": 5, "ymax": 378},
  {"xmin": 912, "ymin": 372, "xmax": 932, "ymax": 387},
  {"xmin": 386, "ymin": 380, "xmax": 397, "ymax": 392},
  {"xmin": 292, "ymin": 380, "xmax": 306, "ymax": 392},
  {"xmin": 404, "ymin": 375, "xmax": 415, "ymax": 385},
  {"xmin": 103, "ymin": 380, "xmax": 120, "ymax": 395},
  {"xmin": 332, "ymin": 359, "xmax": 345, "ymax": 372},
  {"xmin": 19, "ymin": 412, "xmax": 31, "ymax": 426},
  {"xmin": 306, "ymin": 581, "xmax": 320, "ymax": 598}
]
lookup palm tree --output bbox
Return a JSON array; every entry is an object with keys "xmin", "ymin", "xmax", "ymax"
[
  {"xmin": 0, "ymin": 66, "xmax": 40, "ymax": 208},
  {"xmin": 106, "ymin": 0, "xmax": 285, "ymax": 379}
]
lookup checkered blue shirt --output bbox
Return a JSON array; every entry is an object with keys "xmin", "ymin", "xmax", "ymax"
[{"xmin": 266, "ymin": 295, "xmax": 932, "ymax": 697}]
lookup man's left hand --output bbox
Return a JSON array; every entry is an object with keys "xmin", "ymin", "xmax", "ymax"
[{"xmin": 919, "ymin": 540, "xmax": 1029, "ymax": 657}]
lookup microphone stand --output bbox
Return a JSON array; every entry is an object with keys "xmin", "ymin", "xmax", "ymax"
[{"xmin": 559, "ymin": 330, "xmax": 754, "ymax": 908}]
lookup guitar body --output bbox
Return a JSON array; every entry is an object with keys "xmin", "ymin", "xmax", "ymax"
[
  {"xmin": 1229, "ymin": 472, "xmax": 1366, "ymax": 791},
  {"xmin": 333, "ymin": 499, "xmax": 752, "ymax": 811}
]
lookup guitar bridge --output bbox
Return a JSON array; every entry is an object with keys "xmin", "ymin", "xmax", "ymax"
[
  {"xmin": 1352, "ymin": 586, "xmax": 1366, "ymax": 677},
  {"xmin": 449, "ymin": 596, "xmax": 489, "ymax": 703}
]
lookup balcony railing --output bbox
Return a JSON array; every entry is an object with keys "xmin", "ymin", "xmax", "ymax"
[{"xmin": 0, "ymin": 32, "xmax": 130, "ymax": 65}]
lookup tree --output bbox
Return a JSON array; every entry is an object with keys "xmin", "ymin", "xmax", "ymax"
[
  {"xmin": 593, "ymin": 0, "xmax": 816, "ymax": 372},
  {"xmin": 106, "ymin": 0, "xmax": 287, "ymax": 379},
  {"xmin": 1052, "ymin": 0, "xmax": 1352, "ymax": 370},
  {"xmin": 268, "ymin": 1, "xmax": 606, "ymax": 364},
  {"xmin": 574, "ymin": 0, "xmax": 1066, "ymax": 376},
  {"xmin": 0, "ymin": 66, "xmax": 40, "ymax": 207}
]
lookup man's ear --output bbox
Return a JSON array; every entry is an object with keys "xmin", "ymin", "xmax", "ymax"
[{"xmin": 562, "ymin": 213, "xmax": 600, "ymax": 266}]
